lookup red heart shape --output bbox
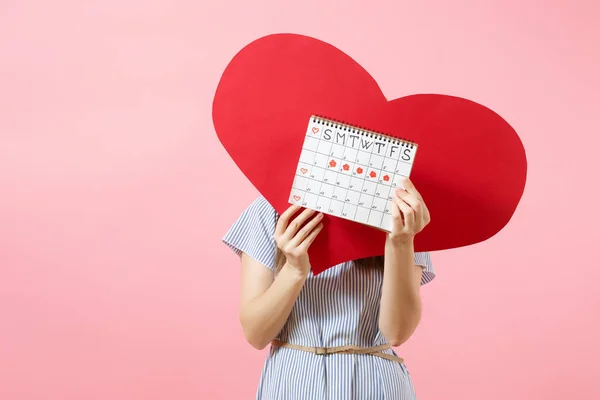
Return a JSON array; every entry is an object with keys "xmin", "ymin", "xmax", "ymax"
[
  {"xmin": 300, "ymin": 168, "xmax": 308, "ymax": 174},
  {"xmin": 293, "ymin": 195, "xmax": 301, "ymax": 201},
  {"xmin": 213, "ymin": 34, "xmax": 527, "ymax": 274},
  {"xmin": 312, "ymin": 127, "xmax": 319, "ymax": 134}
]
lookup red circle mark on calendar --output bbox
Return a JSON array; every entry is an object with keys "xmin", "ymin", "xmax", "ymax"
[
  {"xmin": 329, "ymin": 160, "xmax": 337, "ymax": 167},
  {"xmin": 369, "ymin": 171, "xmax": 376, "ymax": 178},
  {"xmin": 356, "ymin": 167, "xmax": 363, "ymax": 174},
  {"xmin": 383, "ymin": 175, "xmax": 390, "ymax": 181},
  {"xmin": 343, "ymin": 164, "xmax": 350, "ymax": 171}
]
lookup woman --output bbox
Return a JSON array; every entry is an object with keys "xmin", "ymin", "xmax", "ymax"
[{"xmin": 222, "ymin": 178, "xmax": 435, "ymax": 399}]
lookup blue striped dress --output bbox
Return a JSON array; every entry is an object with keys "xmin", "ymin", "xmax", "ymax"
[{"xmin": 223, "ymin": 197, "xmax": 435, "ymax": 399}]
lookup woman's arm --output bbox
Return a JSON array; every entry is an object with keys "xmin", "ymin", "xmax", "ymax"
[
  {"xmin": 239, "ymin": 257, "xmax": 308, "ymax": 349},
  {"xmin": 379, "ymin": 238, "xmax": 423, "ymax": 346},
  {"xmin": 239, "ymin": 206, "xmax": 323, "ymax": 350},
  {"xmin": 379, "ymin": 178, "xmax": 431, "ymax": 346}
]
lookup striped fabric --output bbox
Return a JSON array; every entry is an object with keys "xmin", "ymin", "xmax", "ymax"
[{"xmin": 223, "ymin": 197, "xmax": 435, "ymax": 400}]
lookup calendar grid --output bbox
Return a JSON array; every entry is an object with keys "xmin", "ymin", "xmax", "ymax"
[{"xmin": 290, "ymin": 116, "xmax": 418, "ymax": 232}]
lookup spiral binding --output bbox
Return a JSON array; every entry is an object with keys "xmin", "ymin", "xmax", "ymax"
[{"xmin": 310, "ymin": 115, "xmax": 415, "ymax": 149}]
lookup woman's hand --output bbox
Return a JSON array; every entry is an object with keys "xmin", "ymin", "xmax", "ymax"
[
  {"xmin": 274, "ymin": 205, "xmax": 324, "ymax": 275},
  {"xmin": 239, "ymin": 205, "xmax": 323, "ymax": 350},
  {"xmin": 388, "ymin": 178, "xmax": 431, "ymax": 246},
  {"xmin": 380, "ymin": 178, "xmax": 429, "ymax": 346}
]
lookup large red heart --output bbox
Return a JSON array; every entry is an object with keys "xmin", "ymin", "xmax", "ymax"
[{"xmin": 213, "ymin": 33, "xmax": 527, "ymax": 274}]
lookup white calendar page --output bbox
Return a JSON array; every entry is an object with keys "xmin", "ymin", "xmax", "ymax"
[{"xmin": 289, "ymin": 116, "xmax": 418, "ymax": 232}]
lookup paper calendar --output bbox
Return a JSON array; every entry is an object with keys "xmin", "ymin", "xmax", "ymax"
[{"xmin": 289, "ymin": 115, "xmax": 418, "ymax": 232}]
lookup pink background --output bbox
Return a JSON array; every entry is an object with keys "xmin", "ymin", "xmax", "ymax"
[{"xmin": 1, "ymin": 1, "xmax": 599, "ymax": 399}]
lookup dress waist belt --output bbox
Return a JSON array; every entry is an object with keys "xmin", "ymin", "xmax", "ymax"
[{"xmin": 270, "ymin": 339, "xmax": 404, "ymax": 364}]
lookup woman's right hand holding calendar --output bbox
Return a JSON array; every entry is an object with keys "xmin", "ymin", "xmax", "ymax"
[{"xmin": 274, "ymin": 205, "xmax": 324, "ymax": 275}]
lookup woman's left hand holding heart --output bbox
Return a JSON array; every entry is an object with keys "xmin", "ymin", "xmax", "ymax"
[{"xmin": 388, "ymin": 178, "xmax": 431, "ymax": 246}]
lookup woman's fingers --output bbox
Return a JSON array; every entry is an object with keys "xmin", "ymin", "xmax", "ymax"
[
  {"xmin": 275, "ymin": 204, "xmax": 323, "ymax": 258},
  {"xmin": 396, "ymin": 188, "xmax": 421, "ymax": 216},
  {"xmin": 390, "ymin": 197, "xmax": 404, "ymax": 229},
  {"xmin": 402, "ymin": 178, "xmax": 423, "ymax": 201},
  {"xmin": 398, "ymin": 178, "xmax": 431, "ymax": 227},
  {"xmin": 289, "ymin": 212, "xmax": 323, "ymax": 248},
  {"xmin": 282, "ymin": 207, "xmax": 317, "ymax": 241},
  {"xmin": 393, "ymin": 193, "xmax": 415, "ymax": 232},
  {"xmin": 298, "ymin": 222, "xmax": 324, "ymax": 252},
  {"xmin": 275, "ymin": 204, "xmax": 302, "ymax": 238},
  {"xmin": 396, "ymin": 188, "xmax": 424, "ymax": 229}
]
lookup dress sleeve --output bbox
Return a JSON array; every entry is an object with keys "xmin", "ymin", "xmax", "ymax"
[
  {"xmin": 414, "ymin": 252, "xmax": 435, "ymax": 285},
  {"xmin": 222, "ymin": 196, "xmax": 279, "ymax": 271}
]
